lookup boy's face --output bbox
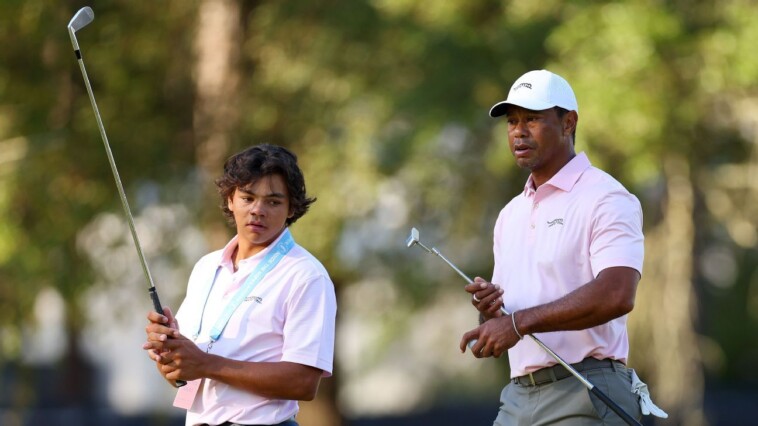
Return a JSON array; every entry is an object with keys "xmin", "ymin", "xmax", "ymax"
[{"xmin": 227, "ymin": 174, "xmax": 293, "ymax": 257}]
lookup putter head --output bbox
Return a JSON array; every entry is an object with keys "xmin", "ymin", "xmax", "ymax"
[
  {"xmin": 405, "ymin": 227, "xmax": 432, "ymax": 253},
  {"xmin": 406, "ymin": 227, "xmax": 420, "ymax": 248},
  {"xmin": 68, "ymin": 7, "xmax": 94, "ymax": 32}
]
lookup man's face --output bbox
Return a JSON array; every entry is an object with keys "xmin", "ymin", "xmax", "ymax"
[
  {"xmin": 227, "ymin": 174, "xmax": 293, "ymax": 256},
  {"xmin": 504, "ymin": 105, "xmax": 576, "ymax": 184}
]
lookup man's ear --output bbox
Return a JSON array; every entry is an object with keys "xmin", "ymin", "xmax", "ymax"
[{"xmin": 563, "ymin": 111, "xmax": 578, "ymax": 136}]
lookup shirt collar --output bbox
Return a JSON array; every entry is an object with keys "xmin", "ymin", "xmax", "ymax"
[
  {"xmin": 523, "ymin": 152, "xmax": 591, "ymax": 196},
  {"xmin": 218, "ymin": 228, "xmax": 292, "ymax": 272},
  {"xmin": 219, "ymin": 236, "xmax": 239, "ymax": 272}
]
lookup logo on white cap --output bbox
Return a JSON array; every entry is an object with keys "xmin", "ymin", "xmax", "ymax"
[{"xmin": 489, "ymin": 70, "xmax": 578, "ymax": 118}]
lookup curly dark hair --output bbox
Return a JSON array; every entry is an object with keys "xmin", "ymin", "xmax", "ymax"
[{"xmin": 216, "ymin": 144, "xmax": 316, "ymax": 227}]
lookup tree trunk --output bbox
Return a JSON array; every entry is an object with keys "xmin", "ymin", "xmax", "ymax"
[
  {"xmin": 629, "ymin": 155, "xmax": 706, "ymax": 425},
  {"xmin": 193, "ymin": 0, "xmax": 243, "ymax": 247}
]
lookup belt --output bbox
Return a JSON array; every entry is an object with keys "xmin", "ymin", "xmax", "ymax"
[
  {"xmin": 512, "ymin": 357, "xmax": 622, "ymax": 387},
  {"xmin": 210, "ymin": 419, "xmax": 297, "ymax": 426}
]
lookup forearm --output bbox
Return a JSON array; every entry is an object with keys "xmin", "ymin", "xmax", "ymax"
[
  {"xmin": 203, "ymin": 356, "xmax": 322, "ymax": 401},
  {"xmin": 515, "ymin": 267, "xmax": 638, "ymax": 335}
]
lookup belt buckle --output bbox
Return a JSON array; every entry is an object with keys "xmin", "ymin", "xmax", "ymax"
[{"xmin": 528, "ymin": 372, "xmax": 536, "ymax": 386}]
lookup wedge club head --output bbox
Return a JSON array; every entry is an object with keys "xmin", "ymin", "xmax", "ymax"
[
  {"xmin": 68, "ymin": 6, "xmax": 94, "ymax": 32},
  {"xmin": 67, "ymin": 7, "xmax": 94, "ymax": 52}
]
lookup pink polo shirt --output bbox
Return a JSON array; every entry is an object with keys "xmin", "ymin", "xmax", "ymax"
[
  {"xmin": 175, "ymin": 229, "xmax": 336, "ymax": 426},
  {"xmin": 492, "ymin": 152, "xmax": 643, "ymax": 378}
]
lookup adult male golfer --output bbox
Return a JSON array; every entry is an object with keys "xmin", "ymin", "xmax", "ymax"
[
  {"xmin": 143, "ymin": 144, "xmax": 336, "ymax": 426},
  {"xmin": 460, "ymin": 70, "xmax": 664, "ymax": 425}
]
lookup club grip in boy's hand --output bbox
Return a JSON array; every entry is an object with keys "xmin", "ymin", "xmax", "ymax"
[
  {"xmin": 149, "ymin": 288, "xmax": 188, "ymax": 388},
  {"xmin": 149, "ymin": 287, "xmax": 164, "ymax": 314}
]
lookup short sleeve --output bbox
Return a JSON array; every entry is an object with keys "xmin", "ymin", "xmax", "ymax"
[
  {"xmin": 280, "ymin": 273, "xmax": 337, "ymax": 376},
  {"xmin": 589, "ymin": 191, "xmax": 644, "ymax": 277}
]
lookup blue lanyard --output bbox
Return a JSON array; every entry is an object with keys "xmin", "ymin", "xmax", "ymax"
[{"xmin": 192, "ymin": 230, "xmax": 294, "ymax": 352}]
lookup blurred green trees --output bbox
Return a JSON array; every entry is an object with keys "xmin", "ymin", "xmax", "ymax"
[{"xmin": 1, "ymin": 0, "xmax": 757, "ymax": 424}]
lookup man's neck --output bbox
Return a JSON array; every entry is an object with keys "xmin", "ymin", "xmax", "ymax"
[{"xmin": 531, "ymin": 151, "xmax": 576, "ymax": 189}]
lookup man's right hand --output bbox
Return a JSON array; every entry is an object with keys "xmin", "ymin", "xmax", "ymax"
[{"xmin": 464, "ymin": 277, "xmax": 504, "ymax": 320}]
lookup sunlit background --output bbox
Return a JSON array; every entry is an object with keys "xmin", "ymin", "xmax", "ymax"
[{"xmin": 1, "ymin": 1, "xmax": 757, "ymax": 425}]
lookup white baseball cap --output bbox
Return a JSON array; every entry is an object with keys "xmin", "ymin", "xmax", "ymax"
[{"xmin": 489, "ymin": 69, "xmax": 578, "ymax": 117}]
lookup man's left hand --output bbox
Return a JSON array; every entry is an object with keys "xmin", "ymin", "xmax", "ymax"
[{"xmin": 459, "ymin": 315, "xmax": 519, "ymax": 358}]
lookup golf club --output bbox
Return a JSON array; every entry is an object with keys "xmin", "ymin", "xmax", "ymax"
[
  {"xmin": 405, "ymin": 227, "xmax": 641, "ymax": 426},
  {"xmin": 68, "ymin": 6, "xmax": 186, "ymax": 387}
]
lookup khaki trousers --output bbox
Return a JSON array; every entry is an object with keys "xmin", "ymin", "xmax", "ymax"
[{"xmin": 494, "ymin": 361, "xmax": 642, "ymax": 425}]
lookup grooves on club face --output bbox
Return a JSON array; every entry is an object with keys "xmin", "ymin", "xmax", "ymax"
[{"xmin": 68, "ymin": 6, "xmax": 94, "ymax": 32}]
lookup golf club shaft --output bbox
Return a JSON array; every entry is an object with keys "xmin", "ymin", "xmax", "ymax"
[
  {"xmin": 73, "ymin": 54, "xmax": 163, "ymax": 312},
  {"xmin": 426, "ymin": 244, "xmax": 641, "ymax": 426},
  {"xmin": 431, "ymin": 248, "xmax": 473, "ymax": 284},
  {"xmin": 69, "ymin": 14, "xmax": 186, "ymax": 387}
]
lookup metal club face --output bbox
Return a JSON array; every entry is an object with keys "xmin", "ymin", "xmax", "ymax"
[
  {"xmin": 68, "ymin": 7, "xmax": 94, "ymax": 32},
  {"xmin": 405, "ymin": 227, "xmax": 432, "ymax": 253},
  {"xmin": 405, "ymin": 227, "xmax": 420, "ymax": 248}
]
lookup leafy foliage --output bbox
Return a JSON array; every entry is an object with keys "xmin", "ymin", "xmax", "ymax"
[{"xmin": 1, "ymin": 0, "xmax": 757, "ymax": 419}]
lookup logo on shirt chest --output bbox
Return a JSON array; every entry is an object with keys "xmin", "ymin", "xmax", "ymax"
[
  {"xmin": 244, "ymin": 296, "xmax": 263, "ymax": 304},
  {"xmin": 547, "ymin": 218, "xmax": 564, "ymax": 227}
]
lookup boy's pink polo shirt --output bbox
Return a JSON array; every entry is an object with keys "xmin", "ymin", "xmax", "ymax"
[
  {"xmin": 175, "ymin": 229, "xmax": 336, "ymax": 426},
  {"xmin": 492, "ymin": 152, "xmax": 644, "ymax": 378}
]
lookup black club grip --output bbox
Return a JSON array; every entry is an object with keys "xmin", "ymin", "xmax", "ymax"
[
  {"xmin": 590, "ymin": 385, "xmax": 641, "ymax": 426},
  {"xmin": 149, "ymin": 287, "xmax": 187, "ymax": 388}
]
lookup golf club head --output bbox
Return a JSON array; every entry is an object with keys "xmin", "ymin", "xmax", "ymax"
[
  {"xmin": 406, "ymin": 227, "xmax": 420, "ymax": 248},
  {"xmin": 68, "ymin": 7, "xmax": 94, "ymax": 32},
  {"xmin": 406, "ymin": 227, "xmax": 433, "ymax": 254}
]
